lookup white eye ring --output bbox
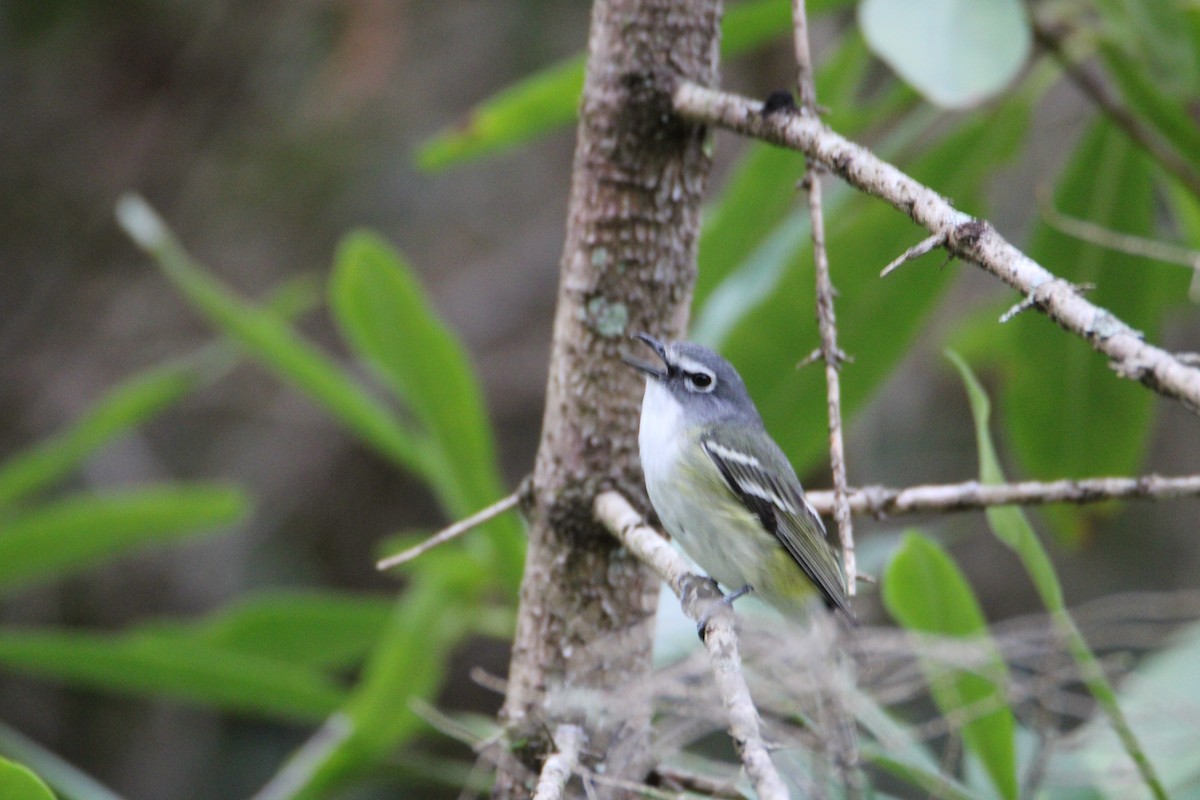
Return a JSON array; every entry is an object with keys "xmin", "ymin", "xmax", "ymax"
[{"xmin": 687, "ymin": 371, "xmax": 715, "ymax": 392}]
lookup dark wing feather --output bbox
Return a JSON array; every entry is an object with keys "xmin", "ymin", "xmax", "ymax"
[{"xmin": 701, "ymin": 432, "xmax": 852, "ymax": 617}]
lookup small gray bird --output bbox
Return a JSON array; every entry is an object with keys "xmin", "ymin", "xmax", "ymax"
[{"xmin": 624, "ymin": 333, "xmax": 852, "ymax": 619}]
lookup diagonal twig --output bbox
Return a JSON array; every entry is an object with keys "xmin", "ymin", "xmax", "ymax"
[
  {"xmin": 671, "ymin": 82, "xmax": 1200, "ymax": 414},
  {"xmin": 594, "ymin": 491, "xmax": 790, "ymax": 800},
  {"xmin": 376, "ymin": 490, "xmax": 523, "ymax": 570}
]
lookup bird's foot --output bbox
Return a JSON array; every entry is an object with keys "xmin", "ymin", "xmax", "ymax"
[{"xmin": 695, "ymin": 583, "xmax": 754, "ymax": 641}]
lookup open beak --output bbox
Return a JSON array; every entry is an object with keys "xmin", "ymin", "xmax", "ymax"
[{"xmin": 621, "ymin": 332, "xmax": 669, "ymax": 380}]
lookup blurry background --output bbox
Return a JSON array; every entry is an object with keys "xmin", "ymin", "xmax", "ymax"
[{"xmin": 1, "ymin": 1, "xmax": 1198, "ymax": 798}]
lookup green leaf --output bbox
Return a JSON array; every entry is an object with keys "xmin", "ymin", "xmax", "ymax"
[
  {"xmin": 1049, "ymin": 620, "xmax": 1200, "ymax": 794},
  {"xmin": 883, "ymin": 532, "xmax": 1018, "ymax": 800},
  {"xmin": 415, "ymin": 52, "xmax": 582, "ymax": 171},
  {"xmin": 0, "ymin": 627, "xmax": 342, "ymax": 721},
  {"xmin": 1094, "ymin": 0, "xmax": 1200, "ymax": 99},
  {"xmin": 148, "ymin": 590, "xmax": 393, "ymax": 670},
  {"xmin": 330, "ymin": 233, "xmax": 492, "ymax": 513},
  {"xmin": 248, "ymin": 577, "xmax": 471, "ymax": 799},
  {"xmin": 719, "ymin": 98, "xmax": 1030, "ymax": 475},
  {"xmin": 0, "ymin": 485, "xmax": 248, "ymax": 593},
  {"xmin": 851, "ymin": 684, "xmax": 984, "ymax": 799},
  {"xmin": 864, "ymin": 750, "xmax": 981, "ymax": 800},
  {"xmin": 0, "ymin": 276, "xmax": 318, "ymax": 511},
  {"xmin": 0, "ymin": 758, "xmax": 55, "ymax": 800},
  {"xmin": 415, "ymin": 0, "xmax": 855, "ymax": 171},
  {"xmin": 0, "ymin": 357, "xmax": 215, "ymax": 509},
  {"xmin": 329, "ymin": 231, "xmax": 524, "ymax": 580},
  {"xmin": 116, "ymin": 195, "xmax": 433, "ymax": 480},
  {"xmin": 0, "ymin": 720, "xmax": 124, "ymax": 800},
  {"xmin": 998, "ymin": 120, "xmax": 1188, "ymax": 538},
  {"xmin": 947, "ymin": 350, "xmax": 1167, "ymax": 800},
  {"xmin": 859, "ymin": 0, "xmax": 1031, "ymax": 108}
]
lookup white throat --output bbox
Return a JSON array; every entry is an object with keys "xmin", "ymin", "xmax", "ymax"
[{"xmin": 638, "ymin": 378, "xmax": 686, "ymax": 485}]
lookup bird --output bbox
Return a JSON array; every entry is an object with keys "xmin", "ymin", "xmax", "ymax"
[{"xmin": 623, "ymin": 333, "xmax": 852, "ymax": 622}]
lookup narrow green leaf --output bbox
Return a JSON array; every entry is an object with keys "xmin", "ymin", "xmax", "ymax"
[
  {"xmin": 116, "ymin": 195, "xmax": 433, "ymax": 479},
  {"xmin": 0, "ymin": 485, "xmax": 248, "ymax": 593},
  {"xmin": 0, "ymin": 627, "xmax": 342, "ymax": 721},
  {"xmin": 863, "ymin": 750, "xmax": 980, "ymax": 800},
  {"xmin": 0, "ymin": 720, "xmax": 125, "ymax": 800},
  {"xmin": 249, "ymin": 578, "xmax": 470, "ymax": 799},
  {"xmin": 329, "ymin": 231, "xmax": 524, "ymax": 580},
  {"xmin": 1099, "ymin": 39, "xmax": 1200, "ymax": 177},
  {"xmin": 0, "ymin": 358, "xmax": 214, "ymax": 509},
  {"xmin": 999, "ymin": 120, "xmax": 1188, "ymax": 539},
  {"xmin": 883, "ymin": 532, "xmax": 1018, "ymax": 800},
  {"xmin": 851, "ymin": 685, "xmax": 984, "ymax": 800},
  {"xmin": 0, "ymin": 276, "xmax": 318, "ymax": 510},
  {"xmin": 0, "ymin": 758, "xmax": 55, "ymax": 800},
  {"xmin": 1051, "ymin": 621, "xmax": 1200, "ymax": 793},
  {"xmin": 415, "ymin": 0, "xmax": 854, "ymax": 171},
  {"xmin": 330, "ymin": 233, "xmax": 493, "ymax": 513},
  {"xmin": 947, "ymin": 350, "xmax": 1167, "ymax": 800},
  {"xmin": 147, "ymin": 590, "xmax": 393, "ymax": 670},
  {"xmin": 415, "ymin": 52, "xmax": 582, "ymax": 171}
]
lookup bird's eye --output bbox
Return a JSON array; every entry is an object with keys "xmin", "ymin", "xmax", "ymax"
[{"xmin": 688, "ymin": 372, "xmax": 714, "ymax": 391}]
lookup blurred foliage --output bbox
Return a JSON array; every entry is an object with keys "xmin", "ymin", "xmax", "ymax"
[
  {"xmin": 2, "ymin": 0, "xmax": 1200, "ymax": 797},
  {"xmin": 0, "ymin": 757, "xmax": 55, "ymax": 800},
  {"xmin": 884, "ymin": 531, "xmax": 1018, "ymax": 800}
]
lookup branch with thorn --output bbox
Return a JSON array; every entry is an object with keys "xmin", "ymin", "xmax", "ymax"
[
  {"xmin": 377, "ymin": 472, "xmax": 1200, "ymax": 571},
  {"xmin": 804, "ymin": 473, "xmax": 1200, "ymax": 518},
  {"xmin": 671, "ymin": 81, "xmax": 1200, "ymax": 414},
  {"xmin": 790, "ymin": 0, "xmax": 857, "ymax": 599},
  {"xmin": 594, "ymin": 491, "xmax": 791, "ymax": 800},
  {"xmin": 377, "ymin": 480, "xmax": 527, "ymax": 570}
]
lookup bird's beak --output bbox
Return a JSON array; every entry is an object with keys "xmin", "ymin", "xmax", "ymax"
[{"xmin": 621, "ymin": 332, "xmax": 669, "ymax": 380}]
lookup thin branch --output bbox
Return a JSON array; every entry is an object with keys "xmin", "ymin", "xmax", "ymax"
[
  {"xmin": 1037, "ymin": 185, "xmax": 1200, "ymax": 302},
  {"xmin": 1031, "ymin": 17, "xmax": 1200, "ymax": 200},
  {"xmin": 376, "ymin": 490, "xmax": 522, "ymax": 570},
  {"xmin": 791, "ymin": 0, "xmax": 857, "ymax": 600},
  {"xmin": 880, "ymin": 232, "xmax": 948, "ymax": 278},
  {"xmin": 671, "ymin": 82, "xmax": 1200, "ymax": 414},
  {"xmin": 532, "ymin": 725, "xmax": 585, "ymax": 800},
  {"xmin": 803, "ymin": 473, "xmax": 1200, "ymax": 518},
  {"xmin": 594, "ymin": 491, "xmax": 790, "ymax": 800}
]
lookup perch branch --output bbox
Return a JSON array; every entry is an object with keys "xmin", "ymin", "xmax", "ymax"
[
  {"xmin": 376, "ymin": 490, "xmax": 522, "ymax": 570},
  {"xmin": 803, "ymin": 473, "xmax": 1200, "ymax": 518},
  {"xmin": 594, "ymin": 491, "xmax": 790, "ymax": 800},
  {"xmin": 790, "ymin": 0, "xmax": 857, "ymax": 598},
  {"xmin": 672, "ymin": 82, "xmax": 1200, "ymax": 414},
  {"xmin": 532, "ymin": 724, "xmax": 585, "ymax": 800}
]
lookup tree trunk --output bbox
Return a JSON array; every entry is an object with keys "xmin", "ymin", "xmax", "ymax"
[{"xmin": 494, "ymin": 0, "xmax": 722, "ymax": 796}]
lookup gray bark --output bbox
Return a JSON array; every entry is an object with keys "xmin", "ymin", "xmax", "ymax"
[{"xmin": 494, "ymin": 0, "xmax": 722, "ymax": 796}]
